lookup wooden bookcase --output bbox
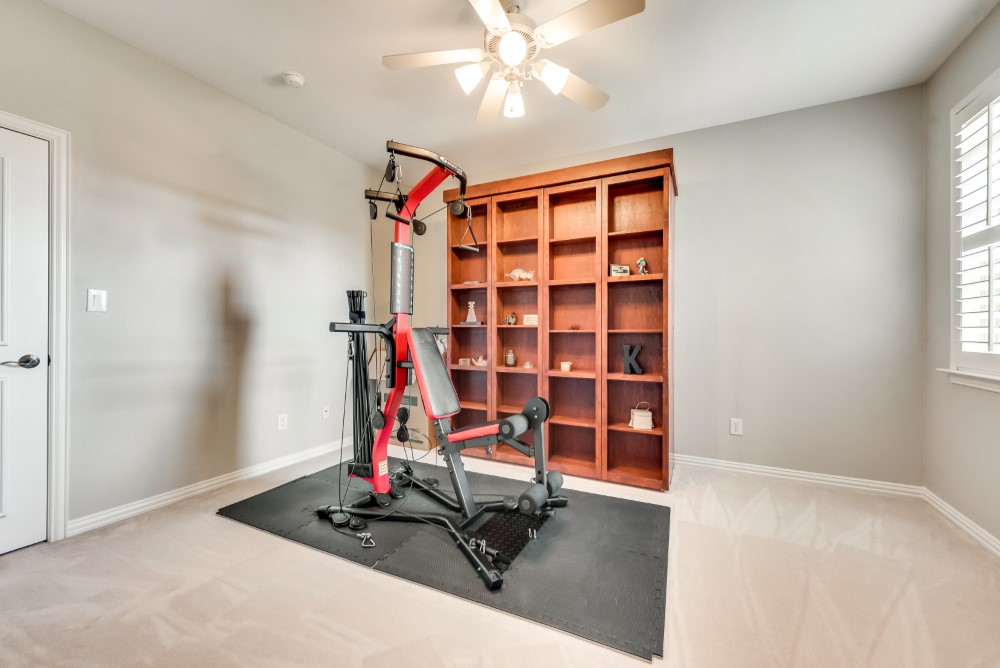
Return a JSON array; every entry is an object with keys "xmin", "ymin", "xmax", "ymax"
[{"xmin": 444, "ymin": 150, "xmax": 676, "ymax": 490}]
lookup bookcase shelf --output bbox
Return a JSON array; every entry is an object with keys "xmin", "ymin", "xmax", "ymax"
[
  {"xmin": 606, "ymin": 372, "xmax": 664, "ymax": 383},
  {"xmin": 608, "ymin": 228, "xmax": 664, "ymax": 240},
  {"xmin": 497, "ymin": 235, "xmax": 539, "ymax": 245},
  {"xmin": 548, "ymin": 278, "xmax": 598, "ymax": 286},
  {"xmin": 607, "ymin": 273, "xmax": 664, "ymax": 283},
  {"xmin": 449, "ymin": 364, "xmax": 487, "ymax": 372},
  {"xmin": 608, "ymin": 423, "xmax": 664, "ymax": 436},
  {"xmin": 547, "ymin": 369, "xmax": 597, "ymax": 379},
  {"xmin": 495, "ymin": 281, "xmax": 538, "ymax": 288},
  {"xmin": 446, "ymin": 151, "xmax": 675, "ymax": 490}
]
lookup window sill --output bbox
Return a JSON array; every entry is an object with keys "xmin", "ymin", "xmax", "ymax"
[{"xmin": 936, "ymin": 368, "xmax": 1000, "ymax": 394}]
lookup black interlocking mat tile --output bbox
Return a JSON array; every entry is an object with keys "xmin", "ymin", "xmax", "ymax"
[
  {"xmin": 469, "ymin": 511, "xmax": 548, "ymax": 565},
  {"xmin": 218, "ymin": 458, "xmax": 670, "ymax": 660}
]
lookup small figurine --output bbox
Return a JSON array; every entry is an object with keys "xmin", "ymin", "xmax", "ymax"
[
  {"xmin": 505, "ymin": 349, "xmax": 517, "ymax": 367},
  {"xmin": 505, "ymin": 268, "xmax": 536, "ymax": 282},
  {"xmin": 569, "ymin": 324, "xmax": 580, "ymax": 331},
  {"xmin": 636, "ymin": 257, "xmax": 649, "ymax": 275},
  {"xmin": 471, "ymin": 355, "xmax": 488, "ymax": 367},
  {"xmin": 502, "ymin": 312, "xmax": 517, "ymax": 326},
  {"xmin": 463, "ymin": 301, "xmax": 481, "ymax": 324}
]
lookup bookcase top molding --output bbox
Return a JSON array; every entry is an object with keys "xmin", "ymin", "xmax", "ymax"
[{"xmin": 443, "ymin": 148, "xmax": 677, "ymax": 202}]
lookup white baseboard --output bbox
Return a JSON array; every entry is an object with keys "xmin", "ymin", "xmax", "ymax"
[
  {"xmin": 672, "ymin": 454, "xmax": 925, "ymax": 497},
  {"xmin": 66, "ymin": 440, "xmax": 345, "ymax": 537},
  {"xmin": 64, "ymin": 443, "xmax": 1000, "ymax": 561},
  {"xmin": 673, "ymin": 453, "xmax": 1000, "ymax": 559},
  {"xmin": 923, "ymin": 488, "xmax": 1000, "ymax": 558}
]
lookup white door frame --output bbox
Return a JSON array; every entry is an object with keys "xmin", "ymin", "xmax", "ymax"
[{"xmin": 0, "ymin": 110, "xmax": 70, "ymax": 542}]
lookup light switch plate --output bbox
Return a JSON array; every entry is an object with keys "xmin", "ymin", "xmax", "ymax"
[{"xmin": 87, "ymin": 289, "xmax": 107, "ymax": 312}]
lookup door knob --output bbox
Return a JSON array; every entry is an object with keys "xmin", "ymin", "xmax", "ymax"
[{"xmin": 1, "ymin": 354, "xmax": 40, "ymax": 369}]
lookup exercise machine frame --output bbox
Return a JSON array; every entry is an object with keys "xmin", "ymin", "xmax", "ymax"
[{"xmin": 323, "ymin": 141, "xmax": 567, "ymax": 590}]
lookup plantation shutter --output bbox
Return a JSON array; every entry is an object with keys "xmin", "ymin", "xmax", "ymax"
[{"xmin": 955, "ymin": 91, "xmax": 1000, "ymax": 367}]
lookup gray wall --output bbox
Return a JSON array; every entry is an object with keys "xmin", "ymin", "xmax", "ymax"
[
  {"xmin": 925, "ymin": 3, "xmax": 1000, "ymax": 537},
  {"xmin": 3, "ymin": 0, "xmax": 974, "ymax": 522},
  {"xmin": 417, "ymin": 88, "xmax": 927, "ymax": 485},
  {"xmin": 0, "ymin": 0, "xmax": 372, "ymax": 519}
]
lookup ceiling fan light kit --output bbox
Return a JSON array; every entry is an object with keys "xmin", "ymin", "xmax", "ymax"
[
  {"xmin": 498, "ymin": 30, "xmax": 528, "ymax": 66},
  {"xmin": 382, "ymin": 0, "xmax": 644, "ymax": 126},
  {"xmin": 455, "ymin": 61, "xmax": 491, "ymax": 94},
  {"xmin": 503, "ymin": 80, "xmax": 525, "ymax": 118},
  {"xmin": 534, "ymin": 59, "xmax": 569, "ymax": 95}
]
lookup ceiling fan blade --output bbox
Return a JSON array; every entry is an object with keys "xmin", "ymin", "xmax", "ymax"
[
  {"xmin": 559, "ymin": 71, "xmax": 610, "ymax": 112},
  {"xmin": 474, "ymin": 76, "xmax": 509, "ymax": 127},
  {"xmin": 468, "ymin": 0, "xmax": 511, "ymax": 34},
  {"xmin": 535, "ymin": 0, "xmax": 644, "ymax": 48},
  {"xmin": 382, "ymin": 48, "xmax": 486, "ymax": 70}
]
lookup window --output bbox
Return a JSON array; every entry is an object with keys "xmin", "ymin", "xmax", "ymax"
[{"xmin": 953, "ymin": 72, "xmax": 1000, "ymax": 377}]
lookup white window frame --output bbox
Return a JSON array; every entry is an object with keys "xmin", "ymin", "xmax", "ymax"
[{"xmin": 943, "ymin": 66, "xmax": 1000, "ymax": 392}]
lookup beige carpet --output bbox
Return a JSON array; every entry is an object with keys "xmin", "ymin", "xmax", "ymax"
[{"xmin": 1, "ymin": 452, "xmax": 999, "ymax": 667}]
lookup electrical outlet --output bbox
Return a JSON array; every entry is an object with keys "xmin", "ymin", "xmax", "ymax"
[
  {"xmin": 729, "ymin": 418, "xmax": 743, "ymax": 436},
  {"xmin": 277, "ymin": 413, "xmax": 288, "ymax": 431},
  {"xmin": 322, "ymin": 406, "xmax": 330, "ymax": 420}
]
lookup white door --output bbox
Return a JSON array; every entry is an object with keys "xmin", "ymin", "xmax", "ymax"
[{"xmin": 0, "ymin": 127, "xmax": 49, "ymax": 554}]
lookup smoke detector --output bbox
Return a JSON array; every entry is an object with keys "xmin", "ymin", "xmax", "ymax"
[{"xmin": 282, "ymin": 71, "xmax": 306, "ymax": 88}]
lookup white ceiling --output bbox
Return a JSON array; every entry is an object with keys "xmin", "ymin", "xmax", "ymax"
[{"xmin": 43, "ymin": 0, "xmax": 1000, "ymax": 176}]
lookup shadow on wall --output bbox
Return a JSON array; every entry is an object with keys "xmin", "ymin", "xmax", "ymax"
[{"xmin": 193, "ymin": 271, "xmax": 252, "ymax": 477}]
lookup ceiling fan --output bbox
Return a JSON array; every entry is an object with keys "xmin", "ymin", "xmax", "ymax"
[{"xmin": 382, "ymin": 0, "xmax": 645, "ymax": 126}]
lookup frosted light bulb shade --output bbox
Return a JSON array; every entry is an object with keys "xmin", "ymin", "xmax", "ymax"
[
  {"xmin": 455, "ymin": 62, "xmax": 487, "ymax": 94},
  {"xmin": 503, "ymin": 86, "xmax": 525, "ymax": 118},
  {"xmin": 537, "ymin": 61, "xmax": 569, "ymax": 95},
  {"xmin": 498, "ymin": 31, "xmax": 528, "ymax": 66}
]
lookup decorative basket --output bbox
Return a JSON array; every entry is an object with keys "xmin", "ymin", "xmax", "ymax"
[{"xmin": 628, "ymin": 401, "xmax": 653, "ymax": 430}]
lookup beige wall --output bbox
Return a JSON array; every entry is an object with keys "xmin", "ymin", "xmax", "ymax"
[
  {"xmin": 414, "ymin": 88, "xmax": 927, "ymax": 485},
  {"xmin": 924, "ymin": 2, "xmax": 1000, "ymax": 537},
  {"xmin": 0, "ymin": 0, "xmax": 373, "ymax": 519}
]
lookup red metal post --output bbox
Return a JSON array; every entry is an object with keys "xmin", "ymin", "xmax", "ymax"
[{"xmin": 364, "ymin": 164, "xmax": 453, "ymax": 494}]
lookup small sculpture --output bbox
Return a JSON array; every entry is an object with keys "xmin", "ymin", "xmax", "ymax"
[
  {"xmin": 505, "ymin": 349, "xmax": 517, "ymax": 367},
  {"xmin": 569, "ymin": 324, "xmax": 581, "ymax": 330},
  {"xmin": 523, "ymin": 361, "xmax": 534, "ymax": 369},
  {"xmin": 463, "ymin": 301, "xmax": 481, "ymax": 324},
  {"xmin": 623, "ymin": 344, "xmax": 643, "ymax": 375},
  {"xmin": 502, "ymin": 312, "xmax": 517, "ymax": 326},
  {"xmin": 505, "ymin": 268, "xmax": 536, "ymax": 282},
  {"xmin": 636, "ymin": 257, "xmax": 649, "ymax": 275},
  {"xmin": 471, "ymin": 355, "xmax": 488, "ymax": 367}
]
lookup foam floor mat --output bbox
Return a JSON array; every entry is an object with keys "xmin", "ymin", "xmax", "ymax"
[{"xmin": 218, "ymin": 459, "xmax": 670, "ymax": 660}]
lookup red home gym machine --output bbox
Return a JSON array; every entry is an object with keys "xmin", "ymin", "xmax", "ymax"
[{"xmin": 320, "ymin": 141, "xmax": 566, "ymax": 590}]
